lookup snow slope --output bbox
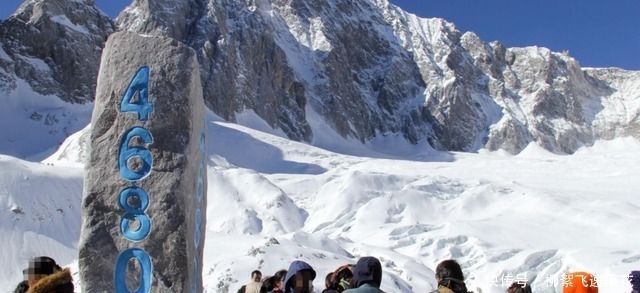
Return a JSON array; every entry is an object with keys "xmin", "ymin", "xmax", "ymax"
[
  {"xmin": 1, "ymin": 111, "xmax": 639, "ymax": 292},
  {"xmin": 0, "ymin": 77, "xmax": 93, "ymax": 160}
]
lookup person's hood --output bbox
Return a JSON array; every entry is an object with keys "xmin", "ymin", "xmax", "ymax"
[
  {"xmin": 353, "ymin": 257, "xmax": 382, "ymax": 288},
  {"xmin": 284, "ymin": 260, "xmax": 316, "ymax": 290}
]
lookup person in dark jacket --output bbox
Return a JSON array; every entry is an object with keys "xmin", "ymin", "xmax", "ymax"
[
  {"xmin": 343, "ymin": 257, "xmax": 383, "ymax": 293},
  {"xmin": 14, "ymin": 280, "xmax": 29, "ymax": 293},
  {"xmin": 631, "ymin": 271, "xmax": 640, "ymax": 293},
  {"xmin": 433, "ymin": 259, "xmax": 469, "ymax": 293},
  {"xmin": 24, "ymin": 256, "xmax": 74, "ymax": 293},
  {"xmin": 323, "ymin": 272, "xmax": 338, "ymax": 293},
  {"xmin": 262, "ymin": 276, "xmax": 276, "ymax": 293},
  {"xmin": 284, "ymin": 260, "xmax": 316, "ymax": 293},
  {"xmin": 269, "ymin": 269, "xmax": 287, "ymax": 293}
]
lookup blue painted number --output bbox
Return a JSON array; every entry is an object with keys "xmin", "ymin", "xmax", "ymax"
[
  {"xmin": 194, "ymin": 209, "xmax": 202, "ymax": 249},
  {"xmin": 114, "ymin": 248, "xmax": 153, "ymax": 293},
  {"xmin": 192, "ymin": 120, "xmax": 206, "ymax": 293},
  {"xmin": 118, "ymin": 127, "xmax": 153, "ymax": 181},
  {"xmin": 121, "ymin": 66, "xmax": 153, "ymax": 121},
  {"xmin": 119, "ymin": 187, "xmax": 151, "ymax": 241},
  {"xmin": 196, "ymin": 162, "xmax": 205, "ymax": 203}
]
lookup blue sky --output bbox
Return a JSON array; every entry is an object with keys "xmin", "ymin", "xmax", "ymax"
[{"xmin": 1, "ymin": 0, "xmax": 638, "ymax": 70}]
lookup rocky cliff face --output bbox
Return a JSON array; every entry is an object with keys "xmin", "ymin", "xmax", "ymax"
[
  {"xmin": 115, "ymin": 0, "xmax": 640, "ymax": 154},
  {"xmin": 2, "ymin": 0, "xmax": 639, "ymax": 156},
  {"xmin": 0, "ymin": 0, "xmax": 114, "ymax": 103}
]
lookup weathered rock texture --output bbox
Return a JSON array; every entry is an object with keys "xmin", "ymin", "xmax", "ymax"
[
  {"xmin": 79, "ymin": 31, "xmax": 206, "ymax": 292},
  {"xmin": 1, "ymin": 0, "xmax": 639, "ymax": 157},
  {"xmin": 0, "ymin": 0, "xmax": 115, "ymax": 158},
  {"xmin": 0, "ymin": 0, "xmax": 114, "ymax": 102},
  {"xmin": 115, "ymin": 0, "xmax": 640, "ymax": 154}
]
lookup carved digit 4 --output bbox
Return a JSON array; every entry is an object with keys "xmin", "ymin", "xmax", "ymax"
[{"xmin": 120, "ymin": 66, "xmax": 154, "ymax": 121}]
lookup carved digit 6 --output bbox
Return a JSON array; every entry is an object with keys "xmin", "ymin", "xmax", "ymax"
[
  {"xmin": 118, "ymin": 127, "xmax": 154, "ymax": 181},
  {"xmin": 119, "ymin": 187, "xmax": 151, "ymax": 241}
]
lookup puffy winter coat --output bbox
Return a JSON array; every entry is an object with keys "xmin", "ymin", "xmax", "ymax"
[
  {"xmin": 563, "ymin": 272, "xmax": 598, "ymax": 293},
  {"xmin": 26, "ymin": 268, "xmax": 74, "ymax": 293}
]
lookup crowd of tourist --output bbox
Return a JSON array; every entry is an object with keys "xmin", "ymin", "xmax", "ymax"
[
  {"xmin": 14, "ymin": 255, "xmax": 638, "ymax": 292},
  {"xmin": 236, "ymin": 257, "xmax": 637, "ymax": 293}
]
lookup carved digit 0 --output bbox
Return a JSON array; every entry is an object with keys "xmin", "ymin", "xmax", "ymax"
[{"xmin": 114, "ymin": 248, "xmax": 153, "ymax": 293}]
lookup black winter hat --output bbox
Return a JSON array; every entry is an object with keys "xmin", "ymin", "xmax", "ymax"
[{"xmin": 23, "ymin": 256, "xmax": 61, "ymax": 276}]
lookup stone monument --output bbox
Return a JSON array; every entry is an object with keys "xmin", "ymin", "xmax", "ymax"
[{"xmin": 79, "ymin": 31, "xmax": 207, "ymax": 292}]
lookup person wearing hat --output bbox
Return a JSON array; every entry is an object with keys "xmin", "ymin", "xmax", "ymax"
[
  {"xmin": 23, "ymin": 256, "xmax": 74, "ymax": 293},
  {"xmin": 284, "ymin": 260, "xmax": 316, "ymax": 293}
]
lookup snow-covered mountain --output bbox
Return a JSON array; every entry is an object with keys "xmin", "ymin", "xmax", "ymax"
[
  {"xmin": 1, "ymin": 0, "xmax": 639, "ymax": 158},
  {"xmin": 116, "ymin": 0, "xmax": 640, "ymax": 155},
  {"xmin": 0, "ymin": 0, "xmax": 114, "ymax": 159},
  {"xmin": 1, "ymin": 0, "xmax": 639, "ymax": 292}
]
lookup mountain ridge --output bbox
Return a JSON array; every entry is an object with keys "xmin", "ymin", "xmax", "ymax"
[{"xmin": 1, "ymin": 0, "xmax": 639, "ymax": 158}]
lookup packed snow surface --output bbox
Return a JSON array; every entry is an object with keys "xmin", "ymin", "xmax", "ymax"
[{"xmin": 1, "ymin": 110, "xmax": 638, "ymax": 292}]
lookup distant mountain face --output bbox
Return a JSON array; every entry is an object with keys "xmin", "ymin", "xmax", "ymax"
[
  {"xmin": 0, "ymin": 0, "xmax": 114, "ymax": 158},
  {"xmin": 1, "ymin": 0, "xmax": 639, "ymax": 157},
  {"xmin": 0, "ymin": 0, "xmax": 114, "ymax": 103},
  {"xmin": 115, "ymin": 0, "xmax": 640, "ymax": 154}
]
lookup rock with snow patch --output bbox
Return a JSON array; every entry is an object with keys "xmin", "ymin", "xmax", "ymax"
[
  {"xmin": 0, "ymin": 0, "xmax": 114, "ymax": 102},
  {"xmin": 116, "ymin": 0, "xmax": 640, "ymax": 154}
]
